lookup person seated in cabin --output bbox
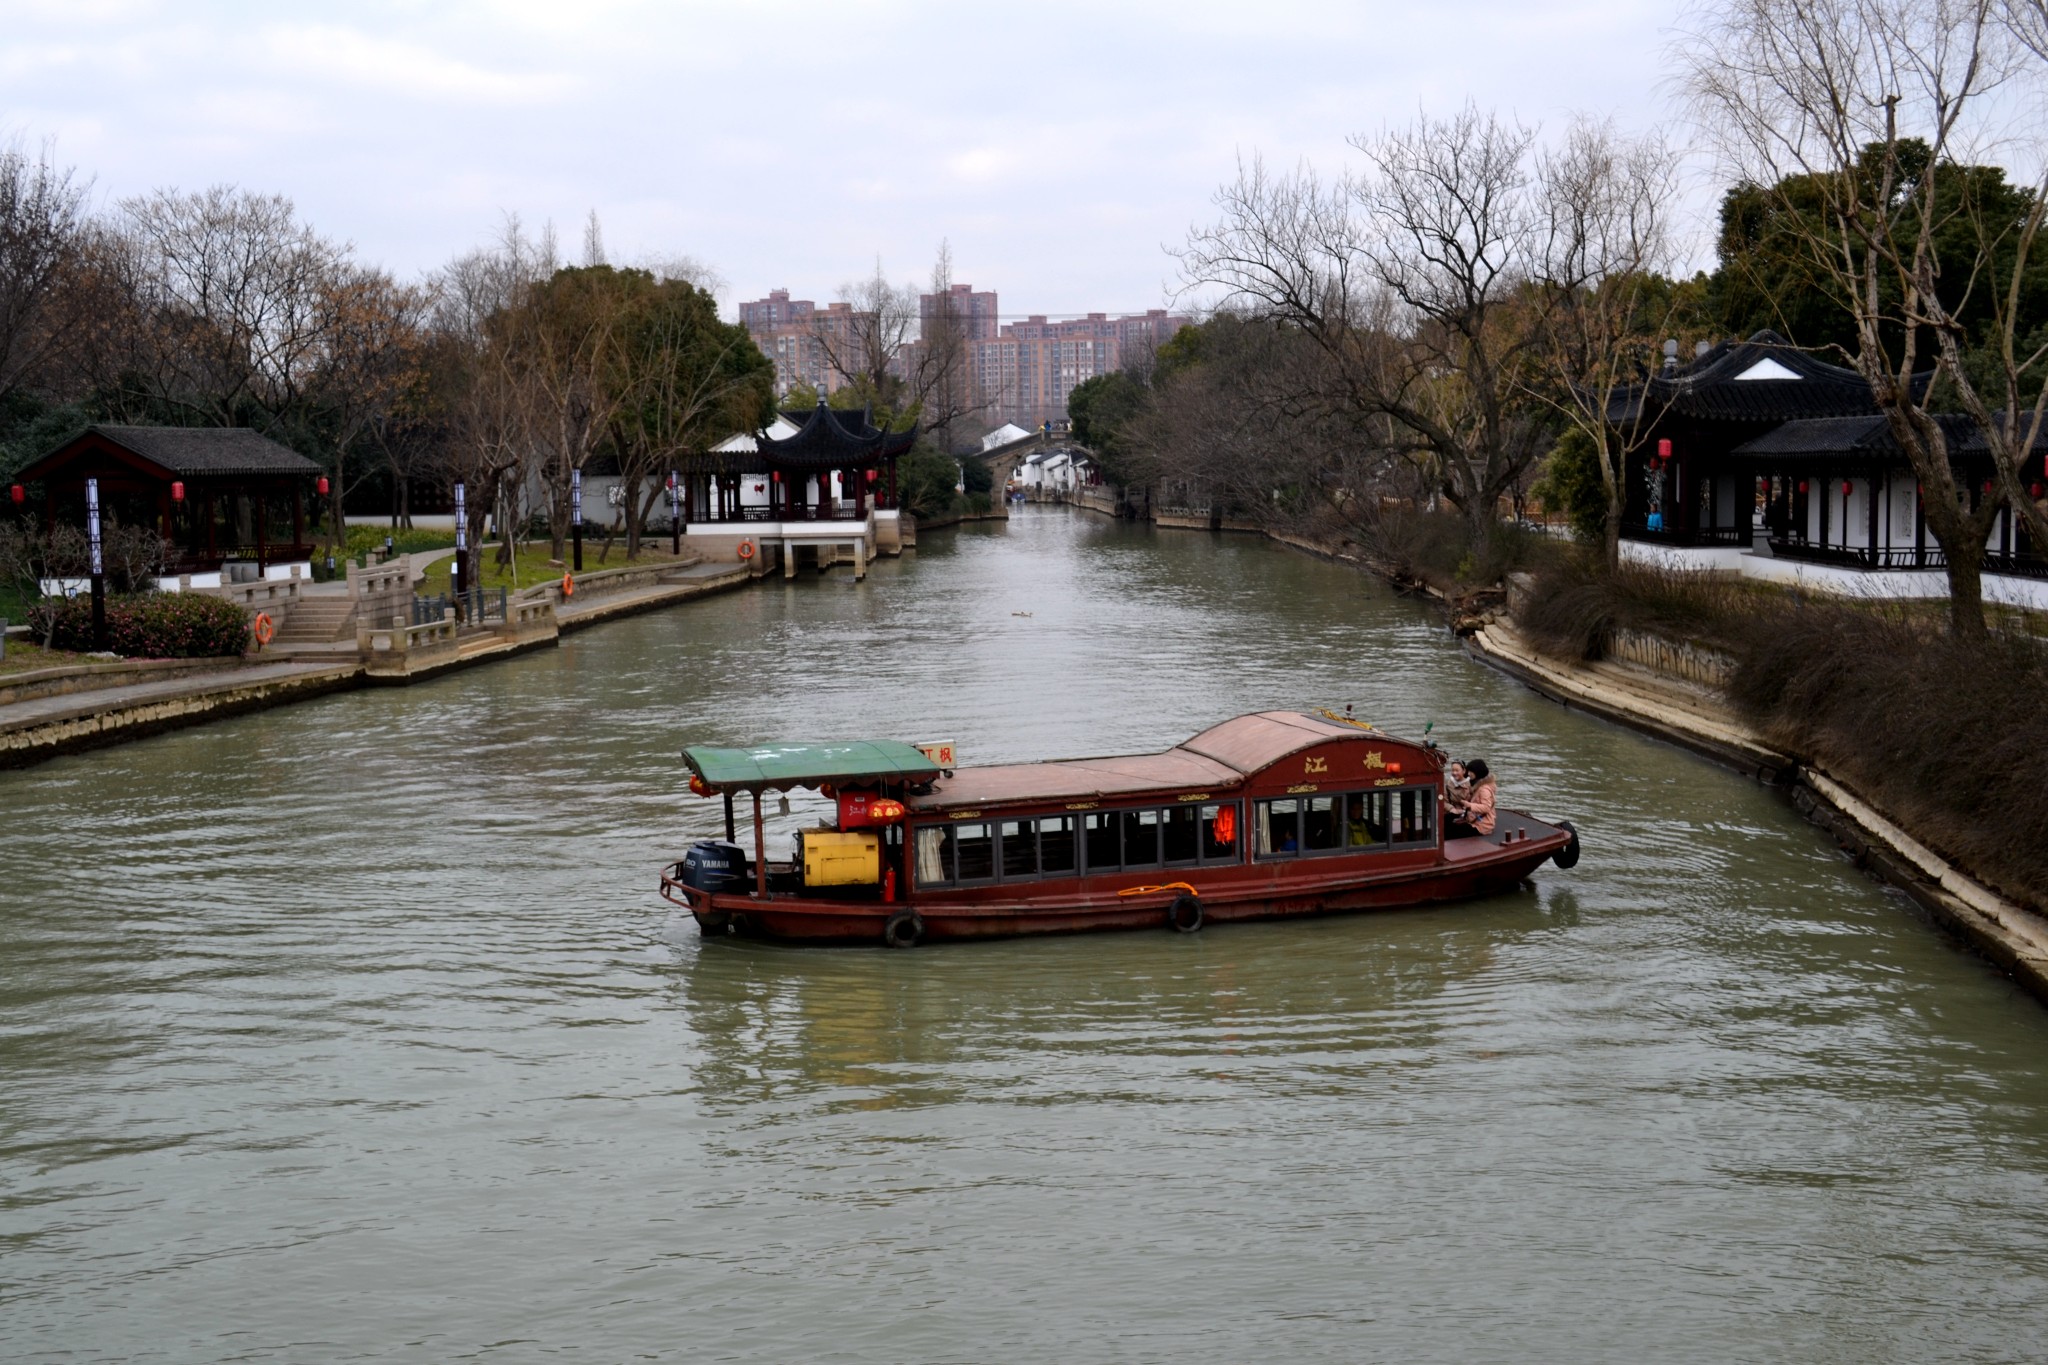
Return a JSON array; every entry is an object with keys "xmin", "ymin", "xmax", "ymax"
[
  {"xmin": 1444, "ymin": 759, "xmax": 1497, "ymax": 840},
  {"xmin": 1347, "ymin": 793, "xmax": 1374, "ymax": 845},
  {"xmin": 1278, "ymin": 827, "xmax": 1298, "ymax": 852}
]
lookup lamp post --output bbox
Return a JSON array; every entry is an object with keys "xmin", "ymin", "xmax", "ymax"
[
  {"xmin": 669, "ymin": 470, "xmax": 682, "ymax": 555},
  {"xmin": 571, "ymin": 468, "xmax": 584, "ymax": 572},
  {"xmin": 452, "ymin": 480, "xmax": 467, "ymax": 609},
  {"xmin": 86, "ymin": 476, "xmax": 106, "ymax": 650}
]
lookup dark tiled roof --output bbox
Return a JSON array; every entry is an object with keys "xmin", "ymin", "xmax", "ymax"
[
  {"xmin": 1610, "ymin": 331, "xmax": 1903, "ymax": 424},
  {"xmin": 759, "ymin": 402, "xmax": 913, "ymax": 470},
  {"xmin": 1728, "ymin": 413, "xmax": 2030, "ymax": 459},
  {"xmin": 70, "ymin": 425, "xmax": 320, "ymax": 477}
]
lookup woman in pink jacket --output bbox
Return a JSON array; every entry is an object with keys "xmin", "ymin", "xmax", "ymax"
[{"xmin": 1445, "ymin": 758, "xmax": 1496, "ymax": 839}]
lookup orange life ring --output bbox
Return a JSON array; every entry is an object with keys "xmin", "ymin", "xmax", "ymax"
[
  {"xmin": 561, "ymin": 573, "xmax": 574, "ymax": 598},
  {"xmin": 251, "ymin": 612, "xmax": 275, "ymax": 646},
  {"xmin": 736, "ymin": 538, "xmax": 756, "ymax": 561}
]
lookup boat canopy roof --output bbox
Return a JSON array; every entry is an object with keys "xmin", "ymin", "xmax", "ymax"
[
  {"xmin": 682, "ymin": 740, "xmax": 941, "ymax": 793},
  {"xmin": 907, "ymin": 711, "xmax": 1428, "ymax": 811}
]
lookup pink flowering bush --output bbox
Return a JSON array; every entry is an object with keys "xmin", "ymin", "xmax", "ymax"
[{"xmin": 32, "ymin": 593, "xmax": 252, "ymax": 658}]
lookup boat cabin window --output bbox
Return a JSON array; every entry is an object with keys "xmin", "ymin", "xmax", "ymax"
[
  {"xmin": 1161, "ymin": 804, "xmax": 1199, "ymax": 864},
  {"xmin": 1121, "ymin": 808, "xmax": 1163, "ymax": 869},
  {"xmin": 922, "ymin": 802, "xmax": 1242, "ymax": 885},
  {"xmin": 1038, "ymin": 816, "xmax": 1078, "ymax": 875},
  {"xmin": 1256, "ymin": 787, "xmax": 1435, "ymax": 859},
  {"xmin": 1391, "ymin": 788, "xmax": 1434, "ymax": 846},
  {"xmin": 1200, "ymin": 803, "xmax": 1238, "ymax": 860}
]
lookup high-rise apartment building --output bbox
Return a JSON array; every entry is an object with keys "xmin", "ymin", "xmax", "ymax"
[{"xmin": 737, "ymin": 284, "xmax": 1192, "ymax": 434}]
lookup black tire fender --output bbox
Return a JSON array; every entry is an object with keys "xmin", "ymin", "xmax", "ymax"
[
  {"xmin": 883, "ymin": 909, "xmax": 925, "ymax": 949},
  {"xmin": 1168, "ymin": 892, "xmax": 1203, "ymax": 933},
  {"xmin": 1552, "ymin": 820, "xmax": 1581, "ymax": 870}
]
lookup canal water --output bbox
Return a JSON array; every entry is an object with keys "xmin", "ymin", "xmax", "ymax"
[{"xmin": 5, "ymin": 507, "xmax": 2048, "ymax": 1362}]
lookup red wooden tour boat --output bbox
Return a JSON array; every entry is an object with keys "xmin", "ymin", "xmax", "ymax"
[{"xmin": 659, "ymin": 709, "xmax": 1581, "ymax": 947}]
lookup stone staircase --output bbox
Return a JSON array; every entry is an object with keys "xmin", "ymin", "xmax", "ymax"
[{"xmin": 269, "ymin": 596, "xmax": 357, "ymax": 646}]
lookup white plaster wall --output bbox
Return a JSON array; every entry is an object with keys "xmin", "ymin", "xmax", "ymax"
[{"xmin": 1618, "ymin": 540, "xmax": 1750, "ymax": 573}]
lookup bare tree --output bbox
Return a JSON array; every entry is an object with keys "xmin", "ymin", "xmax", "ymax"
[
  {"xmin": 1180, "ymin": 106, "xmax": 1567, "ymax": 545},
  {"xmin": 1529, "ymin": 119, "xmax": 1688, "ymax": 568},
  {"xmin": 811, "ymin": 258, "xmax": 918, "ymax": 406},
  {"xmin": 114, "ymin": 186, "xmax": 350, "ymax": 432},
  {"xmin": 434, "ymin": 224, "xmax": 550, "ymax": 589},
  {"xmin": 899, "ymin": 242, "xmax": 984, "ymax": 449},
  {"xmin": 0, "ymin": 140, "xmax": 90, "ymax": 409},
  {"xmin": 307, "ymin": 269, "xmax": 434, "ymax": 553},
  {"xmin": 1681, "ymin": 0, "xmax": 2036, "ymax": 634}
]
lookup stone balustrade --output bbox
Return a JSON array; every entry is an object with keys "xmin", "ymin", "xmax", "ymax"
[{"xmin": 358, "ymin": 614, "xmax": 460, "ymax": 679}]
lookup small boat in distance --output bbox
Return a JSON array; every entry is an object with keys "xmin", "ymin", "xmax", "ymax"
[{"xmin": 660, "ymin": 710, "xmax": 1580, "ymax": 947}]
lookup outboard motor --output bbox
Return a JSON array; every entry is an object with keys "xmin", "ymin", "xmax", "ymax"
[{"xmin": 678, "ymin": 840, "xmax": 750, "ymax": 895}]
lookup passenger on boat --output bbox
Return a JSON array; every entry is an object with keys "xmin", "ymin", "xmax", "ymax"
[
  {"xmin": 1445, "ymin": 759, "xmax": 1496, "ymax": 839},
  {"xmin": 1445, "ymin": 760, "xmax": 1473, "ymax": 808}
]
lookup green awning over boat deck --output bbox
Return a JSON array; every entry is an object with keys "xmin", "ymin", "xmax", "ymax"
[{"xmin": 681, "ymin": 740, "xmax": 942, "ymax": 793}]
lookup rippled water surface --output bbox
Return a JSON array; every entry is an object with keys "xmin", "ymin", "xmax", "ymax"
[{"xmin": 6, "ymin": 508, "xmax": 2048, "ymax": 1363}]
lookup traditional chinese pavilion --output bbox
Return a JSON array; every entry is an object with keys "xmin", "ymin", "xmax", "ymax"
[
  {"xmin": 11, "ymin": 425, "xmax": 323, "ymax": 588},
  {"xmin": 1607, "ymin": 331, "xmax": 2047, "ymax": 604},
  {"xmin": 677, "ymin": 398, "xmax": 916, "ymax": 577}
]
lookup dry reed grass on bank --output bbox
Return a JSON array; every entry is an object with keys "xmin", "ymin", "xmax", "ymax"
[{"xmin": 1513, "ymin": 557, "xmax": 2048, "ymax": 910}]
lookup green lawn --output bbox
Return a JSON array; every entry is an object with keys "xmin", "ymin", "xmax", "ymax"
[
  {"xmin": 0, "ymin": 637, "xmax": 86, "ymax": 676},
  {"xmin": 413, "ymin": 541, "xmax": 700, "ymax": 596}
]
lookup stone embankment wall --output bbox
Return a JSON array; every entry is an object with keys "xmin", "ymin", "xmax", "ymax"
[{"xmin": 1467, "ymin": 614, "xmax": 2048, "ymax": 1007}]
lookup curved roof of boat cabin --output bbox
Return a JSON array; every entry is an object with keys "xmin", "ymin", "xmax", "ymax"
[
  {"xmin": 1606, "ymin": 330, "xmax": 1924, "ymax": 426},
  {"xmin": 908, "ymin": 711, "xmax": 1433, "ymax": 811}
]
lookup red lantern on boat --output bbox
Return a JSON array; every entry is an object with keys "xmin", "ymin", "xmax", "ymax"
[
  {"xmin": 688, "ymin": 773, "xmax": 711, "ymax": 797},
  {"xmin": 867, "ymin": 798, "xmax": 906, "ymax": 822},
  {"xmin": 170, "ymin": 481, "xmax": 184, "ymax": 503},
  {"xmin": 316, "ymin": 475, "xmax": 330, "ymax": 496},
  {"xmin": 9, "ymin": 483, "xmax": 24, "ymax": 505}
]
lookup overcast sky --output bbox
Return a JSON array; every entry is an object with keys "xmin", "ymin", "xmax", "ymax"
[{"xmin": 6, "ymin": 0, "xmax": 1692, "ymax": 318}]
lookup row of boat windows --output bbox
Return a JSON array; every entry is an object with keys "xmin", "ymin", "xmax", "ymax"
[
  {"xmin": 1254, "ymin": 790, "xmax": 1435, "ymax": 856},
  {"xmin": 913, "ymin": 788, "xmax": 1436, "ymax": 887}
]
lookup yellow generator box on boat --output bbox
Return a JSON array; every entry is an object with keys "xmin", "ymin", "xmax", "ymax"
[{"xmin": 801, "ymin": 830, "xmax": 881, "ymax": 887}]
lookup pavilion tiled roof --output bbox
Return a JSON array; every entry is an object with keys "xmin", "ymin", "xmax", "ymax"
[
  {"xmin": 1609, "ymin": 331, "xmax": 1902, "ymax": 425},
  {"xmin": 756, "ymin": 401, "xmax": 915, "ymax": 470},
  {"xmin": 76, "ymin": 425, "xmax": 320, "ymax": 477},
  {"xmin": 1731, "ymin": 412, "xmax": 2040, "ymax": 460}
]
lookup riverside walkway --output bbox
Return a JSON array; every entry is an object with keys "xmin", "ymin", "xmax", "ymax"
[{"xmin": 0, "ymin": 558, "xmax": 757, "ymax": 769}]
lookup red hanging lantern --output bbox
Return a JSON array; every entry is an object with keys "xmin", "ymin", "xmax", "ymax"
[
  {"xmin": 9, "ymin": 483, "xmax": 24, "ymax": 505},
  {"xmin": 1797, "ymin": 480, "xmax": 1808, "ymax": 494},
  {"xmin": 2032, "ymin": 483, "xmax": 2044, "ymax": 498},
  {"xmin": 1657, "ymin": 438, "xmax": 1672, "ymax": 459},
  {"xmin": 1842, "ymin": 480, "xmax": 1852, "ymax": 496},
  {"xmin": 316, "ymin": 475, "xmax": 330, "ymax": 496},
  {"xmin": 771, "ymin": 470, "xmax": 781, "ymax": 483},
  {"xmin": 1983, "ymin": 479, "xmax": 1994, "ymax": 494},
  {"xmin": 170, "ymin": 480, "xmax": 185, "ymax": 503},
  {"xmin": 865, "ymin": 469, "xmax": 877, "ymax": 484}
]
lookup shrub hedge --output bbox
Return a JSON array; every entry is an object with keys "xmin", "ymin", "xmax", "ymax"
[{"xmin": 33, "ymin": 592, "xmax": 251, "ymax": 658}]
